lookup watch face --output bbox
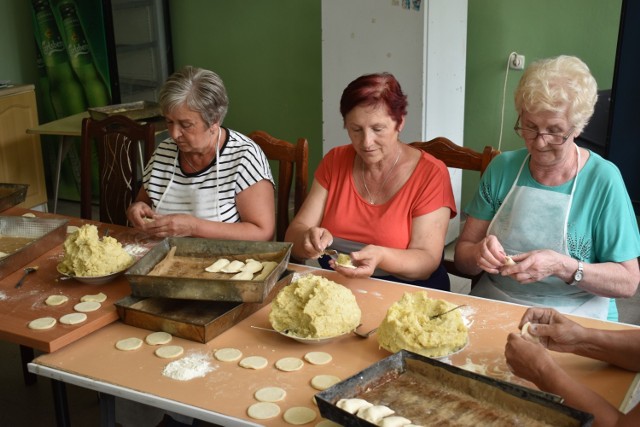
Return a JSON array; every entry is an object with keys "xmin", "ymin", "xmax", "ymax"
[{"xmin": 575, "ymin": 270, "xmax": 583, "ymax": 282}]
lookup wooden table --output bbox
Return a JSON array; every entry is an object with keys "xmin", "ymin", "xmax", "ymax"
[{"xmin": 28, "ymin": 264, "xmax": 640, "ymax": 427}]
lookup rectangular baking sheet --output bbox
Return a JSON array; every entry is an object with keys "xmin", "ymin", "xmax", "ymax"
[
  {"xmin": 0, "ymin": 216, "xmax": 68, "ymax": 280},
  {"xmin": 115, "ymin": 272, "xmax": 293, "ymax": 343},
  {"xmin": 0, "ymin": 184, "xmax": 28, "ymax": 212},
  {"xmin": 124, "ymin": 237, "xmax": 292, "ymax": 303},
  {"xmin": 316, "ymin": 350, "xmax": 593, "ymax": 427},
  {"xmin": 88, "ymin": 100, "xmax": 161, "ymax": 121}
]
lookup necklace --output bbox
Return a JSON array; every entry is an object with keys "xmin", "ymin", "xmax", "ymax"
[{"xmin": 361, "ymin": 147, "xmax": 401, "ymax": 204}]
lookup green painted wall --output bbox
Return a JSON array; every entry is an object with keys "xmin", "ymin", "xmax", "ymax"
[
  {"xmin": 0, "ymin": 0, "xmax": 37, "ymax": 86},
  {"xmin": 168, "ymin": 0, "xmax": 323, "ymax": 179},
  {"xmin": 463, "ymin": 0, "xmax": 622, "ymax": 207}
]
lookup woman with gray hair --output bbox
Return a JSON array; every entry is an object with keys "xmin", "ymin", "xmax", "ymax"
[
  {"xmin": 127, "ymin": 66, "xmax": 275, "ymax": 241},
  {"xmin": 454, "ymin": 55, "xmax": 639, "ymax": 321}
]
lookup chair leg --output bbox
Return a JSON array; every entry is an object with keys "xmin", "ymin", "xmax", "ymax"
[{"xmin": 19, "ymin": 344, "xmax": 37, "ymax": 385}]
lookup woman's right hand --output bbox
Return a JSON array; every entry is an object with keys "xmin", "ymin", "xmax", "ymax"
[
  {"xmin": 475, "ymin": 234, "xmax": 509, "ymax": 274},
  {"xmin": 518, "ymin": 307, "xmax": 586, "ymax": 353},
  {"xmin": 126, "ymin": 201, "xmax": 155, "ymax": 228},
  {"xmin": 300, "ymin": 226, "xmax": 333, "ymax": 259}
]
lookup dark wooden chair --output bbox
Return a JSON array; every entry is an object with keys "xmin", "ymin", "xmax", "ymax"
[
  {"xmin": 410, "ymin": 137, "xmax": 501, "ymax": 286},
  {"xmin": 80, "ymin": 115, "xmax": 155, "ymax": 226},
  {"xmin": 249, "ymin": 130, "xmax": 309, "ymax": 242}
]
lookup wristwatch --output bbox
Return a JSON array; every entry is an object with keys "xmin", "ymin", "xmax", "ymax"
[{"xmin": 570, "ymin": 261, "xmax": 584, "ymax": 286}]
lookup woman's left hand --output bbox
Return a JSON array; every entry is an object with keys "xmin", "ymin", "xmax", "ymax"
[
  {"xmin": 500, "ymin": 249, "xmax": 563, "ymax": 283},
  {"xmin": 330, "ymin": 245, "xmax": 381, "ymax": 278},
  {"xmin": 143, "ymin": 213, "xmax": 195, "ymax": 237}
]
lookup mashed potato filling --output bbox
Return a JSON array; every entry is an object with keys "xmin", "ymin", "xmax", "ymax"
[
  {"xmin": 58, "ymin": 224, "xmax": 133, "ymax": 276},
  {"xmin": 269, "ymin": 274, "xmax": 361, "ymax": 338},
  {"xmin": 378, "ymin": 291, "xmax": 468, "ymax": 358}
]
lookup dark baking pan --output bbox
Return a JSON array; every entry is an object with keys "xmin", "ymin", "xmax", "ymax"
[
  {"xmin": 0, "ymin": 183, "xmax": 28, "ymax": 211},
  {"xmin": 316, "ymin": 350, "xmax": 593, "ymax": 427}
]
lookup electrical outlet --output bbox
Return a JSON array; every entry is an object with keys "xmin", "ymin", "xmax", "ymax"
[{"xmin": 510, "ymin": 53, "xmax": 525, "ymax": 70}]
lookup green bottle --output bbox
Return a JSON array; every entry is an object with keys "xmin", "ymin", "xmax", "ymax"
[
  {"xmin": 31, "ymin": 0, "xmax": 87, "ymax": 118},
  {"xmin": 57, "ymin": 0, "xmax": 111, "ymax": 107}
]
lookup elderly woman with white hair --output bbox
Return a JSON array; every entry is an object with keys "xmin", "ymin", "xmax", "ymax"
[{"xmin": 454, "ymin": 55, "xmax": 639, "ymax": 321}]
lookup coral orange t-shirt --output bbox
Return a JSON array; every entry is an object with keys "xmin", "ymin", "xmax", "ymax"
[{"xmin": 316, "ymin": 145, "xmax": 457, "ymax": 249}]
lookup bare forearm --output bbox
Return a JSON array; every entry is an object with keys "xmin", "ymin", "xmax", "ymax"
[
  {"xmin": 193, "ymin": 217, "xmax": 273, "ymax": 241},
  {"xmin": 378, "ymin": 247, "xmax": 442, "ymax": 281},
  {"xmin": 454, "ymin": 240, "xmax": 484, "ymax": 276},
  {"xmin": 575, "ymin": 329, "xmax": 640, "ymax": 372},
  {"xmin": 535, "ymin": 366, "xmax": 621, "ymax": 427}
]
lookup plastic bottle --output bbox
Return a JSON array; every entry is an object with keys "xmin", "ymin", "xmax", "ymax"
[
  {"xmin": 57, "ymin": 0, "xmax": 111, "ymax": 107},
  {"xmin": 31, "ymin": 0, "xmax": 87, "ymax": 118}
]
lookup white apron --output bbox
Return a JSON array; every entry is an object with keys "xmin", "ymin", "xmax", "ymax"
[{"xmin": 471, "ymin": 147, "xmax": 610, "ymax": 320}]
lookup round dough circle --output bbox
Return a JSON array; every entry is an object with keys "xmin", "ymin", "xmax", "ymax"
[
  {"xmin": 304, "ymin": 351, "xmax": 332, "ymax": 365},
  {"xmin": 145, "ymin": 331, "xmax": 172, "ymax": 345},
  {"xmin": 254, "ymin": 386, "xmax": 287, "ymax": 402},
  {"xmin": 247, "ymin": 402, "xmax": 281, "ymax": 420},
  {"xmin": 80, "ymin": 292, "xmax": 107, "ymax": 303},
  {"xmin": 60, "ymin": 312, "xmax": 87, "ymax": 325},
  {"xmin": 45, "ymin": 295, "xmax": 69, "ymax": 306},
  {"xmin": 214, "ymin": 347, "xmax": 242, "ymax": 362},
  {"xmin": 283, "ymin": 406, "xmax": 317, "ymax": 425},
  {"xmin": 115, "ymin": 337, "xmax": 143, "ymax": 351},
  {"xmin": 28, "ymin": 317, "xmax": 57, "ymax": 330},
  {"xmin": 310, "ymin": 374, "xmax": 341, "ymax": 391},
  {"xmin": 74, "ymin": 301, "xmax": 101, "ymax": 312},
  {"xmin": 239, "ymin": 356, "xmax": 268, "ymax": 370},
  {"xmin": 275, "ymin": 357, "xmax": 304, "ymax": 372},
  {"xmin": 154, "ymin": 345, "xmax": 184, "ymax": 359}
]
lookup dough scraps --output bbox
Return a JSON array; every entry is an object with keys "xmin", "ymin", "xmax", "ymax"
[
  {"xmin": 162, "ymin": 353, "xmax": 214, "ymax": 381},
  {"xmin": 310, "ymin": 374, "xmax": 341, "ymax": 391},
  {"xmin": 45, "ymin": 295, "xmax": 69, "ymax": 306},
  {"xmin": 275, "ymin": 357, "xmax": 304, "ymax": 372},
  {"xmin": 521, "ymin": 321, "xmax": 540, "ymax": 343},
  {"xmin": 74, "ymin": 301, "xmax": 101, "ymax": 312},
  {"xmin": 80, "ymin": 292, "xmax": 107, "ymax": 303},
  {"xmin": 214, "ymin": 347, "xmax": 243, "ymax": 362},
  {"xmin": 239, "ymin": 356, "xmax": 268, "ymax": 370},
  {"xmin": 155, "ymin": 345, "xmax": 184, "ymax": 359},
  {"xmin": 247, "ymin": 402, "xmax": 281, "ymax": 420},
  {"xmin": 59, "ymin": 313, "xmax": 87, "ymax": 325},
  {"xmin": 304, "ymin": 351, "xmax": 332, "ymax": 365},
  {"xmin": 254, "ymin": 386, "xmax": 287, "ymax": 402},
  {"xmin": 283, "ymin": 407, "xmax": 317, "ymax": 425},
  {"xmin": 145, "ymin": 331, "xmax": 172, "ymax": 345},
  {"xmin": 28, "ymin": 317, "xmax": 57, "ymax": 330},
  {"xmin": 115, "ymin": 337, "xmax": 143, "ymax": 351}
]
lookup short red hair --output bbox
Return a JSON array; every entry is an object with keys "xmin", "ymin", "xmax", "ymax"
[{"xmin": 340, "ymin": 72, "xmax": 408, "ymax": 130}]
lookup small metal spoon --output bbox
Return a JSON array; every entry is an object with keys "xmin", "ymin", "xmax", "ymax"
[
  {"xmin": 429, "ymin": 304, "xmax": 467, "ymax": 320},
  {"xmin": 353, "ymin": 324, "xmax": 378, "ymax": 339},
  {"xmin": 14, "ymin": 266, "xmax": 39, "ymax": 288}
]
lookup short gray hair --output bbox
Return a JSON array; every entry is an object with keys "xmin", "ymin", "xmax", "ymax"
[
  {"xmin": 158, "ymin": 66, "xmax": 229, "ymax": 127},
  {"xmin": 514, "ymin": 55, "xmax": 597, "ymax": 134}
]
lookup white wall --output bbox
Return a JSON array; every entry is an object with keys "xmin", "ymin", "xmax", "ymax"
[{"xmin": 321, "ymin": 0, "xmax": 468, "ymax": 243}]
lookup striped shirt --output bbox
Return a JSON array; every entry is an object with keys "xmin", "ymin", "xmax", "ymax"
[{"xmin": 143, "ymin": 128, "xmax": 274, "ymax": 222}]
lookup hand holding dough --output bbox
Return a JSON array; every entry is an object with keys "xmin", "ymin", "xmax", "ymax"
[{"xmin": 521, "ymin": 321, "xmax": 541, "ymax": 343}]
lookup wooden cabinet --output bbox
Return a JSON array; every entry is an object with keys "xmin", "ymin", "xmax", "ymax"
[{"xmin": 0, "ymin": 85, "xmax": 48, "ymax": 209}]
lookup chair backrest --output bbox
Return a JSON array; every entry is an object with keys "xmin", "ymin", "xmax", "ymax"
[
  {"xmin": 409, "ymin": 137, "xmax": 500, "ymax": 176},
  {"xmin": 249, "ymin": 130, "xmax": 309, "ymax": 241},
  {"xmin": 80, "ymin": 115, "xmax": 155, "ymax": 226},
  {"xmin": 410, "ymin": 137, "xmax": 500, "ymax": 286}
]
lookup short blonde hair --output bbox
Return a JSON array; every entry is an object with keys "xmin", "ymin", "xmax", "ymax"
[{"xmin": 514, "ymin": 55, "xmax": 597, "ymax": 134}]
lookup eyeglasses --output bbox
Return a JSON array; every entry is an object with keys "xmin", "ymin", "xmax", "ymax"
[{"xmin": 513, "ymin": 116, "xmax": 575, "ymax": 145}]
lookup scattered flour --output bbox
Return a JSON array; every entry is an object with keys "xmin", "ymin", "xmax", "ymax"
[
  {"xmin": 162, "ymin": 353, "xmax": 215, "ymax": 381},
  {"xmin": 0, "ymin": 291, "xmax": 7, "ymax": 301}
]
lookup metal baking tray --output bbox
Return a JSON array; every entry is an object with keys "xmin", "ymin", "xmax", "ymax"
[
  {"xmin": 0, "ymin": 216, "xmax": 68, "ymax": 279},
  {"xmin": 115, "ymin": 272, "xmax": 293, "ymax": 343},
  {"xmin": 124, "ymin": 237, "xmax": 293, "ymax": 303},
  {"xmin": 88, "ymin": 100, "xmax": 161, "ymax": 121},
  {"xmin": 0, "ymin": 183, "xmax": 28, "ymax": 211},
  {"xmin": 316, "ymin": 350, "xmax": 593, "ymax": 427}
]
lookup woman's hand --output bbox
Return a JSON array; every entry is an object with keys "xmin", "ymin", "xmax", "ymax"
[
  {"xmin": 126, "ymin": 201, "xmax": 156, "ymax": 228},
  {"xmin": 517, "ymin": 307, "xmax": 586, "ymax": 353},
  {"xmin": 475, "ymin": 234, "xmax": 509, "ymax": 274},
  {"xmin": 299, "ymin": 226, "xmax": 334, "ymax": 259},
  {"xmin": 330, "ymin": 245, "xmax": 381, "ymax": 278},
  {"xmin": 505, "ymin": 333, "xmax": 557, "ymax": 385},
  {"xmin": 499, "ymin": 250, "xmax": 567, "ymax": 284},
  {"xmin": 142, "ymin": 213, "xmax": 195, "ymax": 237}
]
